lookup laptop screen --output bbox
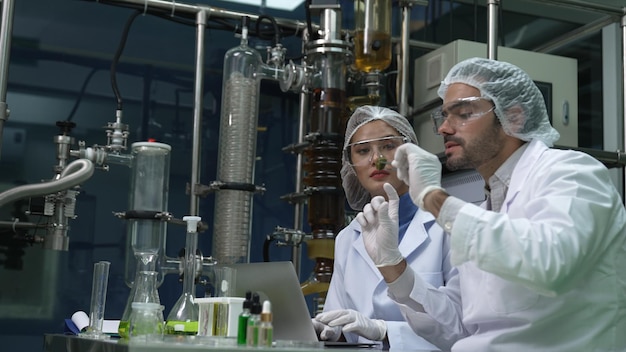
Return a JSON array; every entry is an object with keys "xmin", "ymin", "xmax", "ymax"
[{"xmin": 214, "ymin": 261, "xmax": 319, "ymax": 343}]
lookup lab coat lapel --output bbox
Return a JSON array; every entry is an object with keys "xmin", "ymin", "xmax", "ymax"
[
  {"xmin": 398, "ymin": 209, "xmax": 431, "ymax": 256},
  {"xmin": 353, "ymin": 232, "xmax": 383, "ymax": 277}
]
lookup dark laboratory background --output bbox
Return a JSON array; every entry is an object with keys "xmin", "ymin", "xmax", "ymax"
[{"xmin": 0, "ymin": 0, "xmax": 613, "ymax": 350}]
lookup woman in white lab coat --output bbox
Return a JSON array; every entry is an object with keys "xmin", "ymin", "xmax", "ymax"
[
  {"xmin": 312, "ymin": 105, "xmax": 455, "ymax": 351},
  {"xmin": 358, "ymin": 58, "xmax": 626, "ymax": 351}
]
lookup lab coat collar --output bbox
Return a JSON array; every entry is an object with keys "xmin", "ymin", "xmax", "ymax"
[{"xmin": 501, "ymin": 139, "xmax": 549, "ymax": 213}]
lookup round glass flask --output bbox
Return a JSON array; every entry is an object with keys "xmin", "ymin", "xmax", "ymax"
[{"xmin": 165, "ymin": 216, "xmax": 201, "ymax": 335}]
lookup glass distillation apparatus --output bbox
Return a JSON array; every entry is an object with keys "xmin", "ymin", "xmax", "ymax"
[
  {"xmin": 350, "ymin": 0, "xmax": 392, "ymax": 108},
  {"xmin": 298, "ymin": 2, "xmax": 352, "ymax": 311},
  {"xmin": 211, "ymin": 16, "xmax": 264, "ymax": 265},
  {"xmin": 118, "ymin": 141, "xmax": 171, "ymax": 338}
]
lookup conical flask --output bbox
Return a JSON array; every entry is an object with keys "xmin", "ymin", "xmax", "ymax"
[
  {"xmin": 165, "ymin": 216, "xmax": 201, "ymax": 335},
  {"xmin": 118, "ymin": 270, "xmax": 162, "ymax": 339}
]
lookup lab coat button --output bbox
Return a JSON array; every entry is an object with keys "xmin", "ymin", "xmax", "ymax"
[{"xmin": 444, "ymin": 222, "xmax": 452, "ymax": 231}]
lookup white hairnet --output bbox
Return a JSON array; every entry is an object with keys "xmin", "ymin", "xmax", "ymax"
[
  {"xmin": 341, "ymin": 105, "xmax": 417, "ymax": 210},
  {"xmin": 437, "ymin": 57, "xmax": 560, "ymax": 146}
]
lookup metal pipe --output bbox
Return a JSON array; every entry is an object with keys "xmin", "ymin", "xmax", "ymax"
[
  {"xmin": 525, "ymin": 0, "xmax": 623, "ymax": 16},
  {"xmin": 0, "ymin": 159, "xmax": 94, "ymax": 208},
  {"xmin": 486, "ymin": 0, "xmax": 499, "ymax": 60},
  {"xmin": 533, "ymin": 15, "xmax": 619, "ymax": 53},
  {"xmin": 0, "ymin": 221, "xmax": 45, "ymax": 230},
  {"xmin": 622, "ymin": 9, "xmax": 626, "ymax": 194},
  {"xmin": 95, "ymin": 0, "xmax": 308, "ymax": 33},
  {"xmin": 0, "ymin": 0, "xmax": 16, "ymax": 160},
  {"xmin": 399, "ymin": 2, "xmax": 411, "ymax": 116},
  {"xmin": 189, "ymin": 10, "xmax": 206, "ymax": 216},
  {"xmin": 291, "ymin": 91, "xmax": 309, "ymax": 278}
]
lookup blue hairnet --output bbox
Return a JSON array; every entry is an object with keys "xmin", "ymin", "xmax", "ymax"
[
  {"xmin": 340, "ymin": 105, "xmax": 417, "ymax": 210},
  {"xmin": 437, "ymin": 57, "xmax": 560, "ymax": 146}
]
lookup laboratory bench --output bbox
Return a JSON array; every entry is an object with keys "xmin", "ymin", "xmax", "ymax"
[{"xmin": 44, "ymin": 334, "xmax": 332, "ymax": 352}]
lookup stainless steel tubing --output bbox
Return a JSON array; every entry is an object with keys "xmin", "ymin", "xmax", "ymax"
[
  {"xmin": 189, "ymin": 10, "xmax": 206, "ymax": 217},
  {"xmin": 525, "ymin": 0, "xmax": 623, "ymax": 16},
  {"xmin": 487, "ymin": 0, "xmax": 499, "ymax": 60},
  {"xmin": 0, "ymin": 159, "xmax": 94, "ymax": 208},
  {"xmin": 399, "ymin": 2, "xmax": 411, "ymax": 116},
  {"xmin": 291, "ymin": 91, "xmax": 309, "ymax": 277},
  {"xmin": 0, "ymin": 0, "xmax": 16, "ymax": 160},
  {"xmin": 622, "ymin": 10, "xmax": 626, "ymax": 194},
  {"xmin": 95, "ymin": 0, "xmax": 308, "ymax": 33}
]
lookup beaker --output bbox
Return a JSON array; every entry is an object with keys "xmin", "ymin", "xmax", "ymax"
[
  {"xmin": 119, "ymin": 270, "xmax": 162, "ymax": 339},
  {"xmin": 129, "ymin": 302, "xmax": 164, "ymax": 342},
  {"xmin": 165, "ymin": 216, "xmax": 201, "ymax": 335}
]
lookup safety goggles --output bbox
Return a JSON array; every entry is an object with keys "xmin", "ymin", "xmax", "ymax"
[
  {"xmin": 431, "ymin": 96, "xmax": 496, "ymax": 134},
  {"xmin": 344, "ymin": 135, "xmax": 409, "ymax": 167}
]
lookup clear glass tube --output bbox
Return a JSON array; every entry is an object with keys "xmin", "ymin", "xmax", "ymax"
[
  {"xmin": 165, "ymin": 216, "xmax": 201, "ymax": 335},
  {"xmin": 354, "ymin": 0, "xmax": 392, "ymax": 73},
  {"xmin": 83, "ymin": 261, "xmax": 110, "ymax": 339},
  {"xmin": 124, "ymin": 142, "xmax": 171, "ymax": 288},
  {"xmin": 213, "ymin": 18, "xmax": 262, "ymax": 264}
]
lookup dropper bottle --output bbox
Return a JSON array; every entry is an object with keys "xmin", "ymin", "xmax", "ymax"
[
  {"xmin": 165, "ymin": 216, "xmax": 200, "ymax": 335},
  {"xmin": 246, "ymin": 293, "xmax": 261, "ymax": 346},
  {"xmin": 258, "ymin": 300, "xmax": 273, "ymax": 347},
  {"xmin": 237, "ymin": 291, "xmax": 252, "ymax": 345}
]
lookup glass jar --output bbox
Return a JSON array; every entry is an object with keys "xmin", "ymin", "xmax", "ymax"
[{"xmin": 129, "ymin": 302, "xmax": 164, "ymax": 342}]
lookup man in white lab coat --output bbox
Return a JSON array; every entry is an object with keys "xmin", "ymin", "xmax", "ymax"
[
  {"xmin": 312, "ymin": 105, "xmax": 455, "ymax": 351},
  {"xmin": 357, "ymin": 57, "xmax": 626, "ymax": 351}
]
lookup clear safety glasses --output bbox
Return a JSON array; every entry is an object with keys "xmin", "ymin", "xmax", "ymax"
[
  {"xmin": 431, "ymin": 96, "xmax": 496, "ymax": 134},
  {"xmin": 344, "ymin": 136, "xmax": 409, "ymax": 168}
]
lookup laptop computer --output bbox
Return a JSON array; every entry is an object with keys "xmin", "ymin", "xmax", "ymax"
[{"xmin": 214, "ymin": 261, "xmax": 319, "ymax": 343}]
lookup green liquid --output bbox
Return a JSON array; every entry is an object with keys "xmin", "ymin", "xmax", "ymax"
[
  {"xmin": 165, "ymin": 320, "xmax": 198, "ymax": 335},
  {"xmin": 118, "ymin": 320, "xmax": 130, "ymax": 339},
  {"xmin": 237, "ymin": 314, "xmax": 249, "ymax": 345}
]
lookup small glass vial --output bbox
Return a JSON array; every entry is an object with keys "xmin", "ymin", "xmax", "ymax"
[
  {"xmin": 258, "ymin": 300, "xmax": 273, "ymax": 347},
  {"xmin": 246, "ymin": 293, "xmax": 261, "ymax": 346},
  {"xmin": 129, "ymin": 302, "xmax": 164, "ymax": 342}
]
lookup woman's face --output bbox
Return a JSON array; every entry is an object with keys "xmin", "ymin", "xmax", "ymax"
[{"xmin": 348, "ymin": 120, "xmax": 410, "ymax": 200}]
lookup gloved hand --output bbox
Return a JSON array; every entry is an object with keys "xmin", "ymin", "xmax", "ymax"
[
  {"xmin": 311, "ymin": 318, "xmax": 341, "ymax": 341},
  {"xmin": 315, "ymin": 309, "xmax": 387, "ymax": 341},
  {"xmin": 356, "ymin": 183, "xmax": 403, "ymax": 267},
  {"xmin": 392, "ymin": 143, "xmax": 444, "ymax": 209}
]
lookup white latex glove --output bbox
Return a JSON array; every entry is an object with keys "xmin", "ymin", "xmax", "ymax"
[
  {"xmin": 311, "ymin": 318, "xmax": 341, "ymax": 341},
  {"xmin": 315, "ymin": 309, "xmax": 387, "ymax": 341},
  {"xmin": 392, "ymin": 143, "xmax": 444, "ymax": 208},
  {"xmin": 356, "ymin": 183, "xmax": 403, "ymax": 267}
]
